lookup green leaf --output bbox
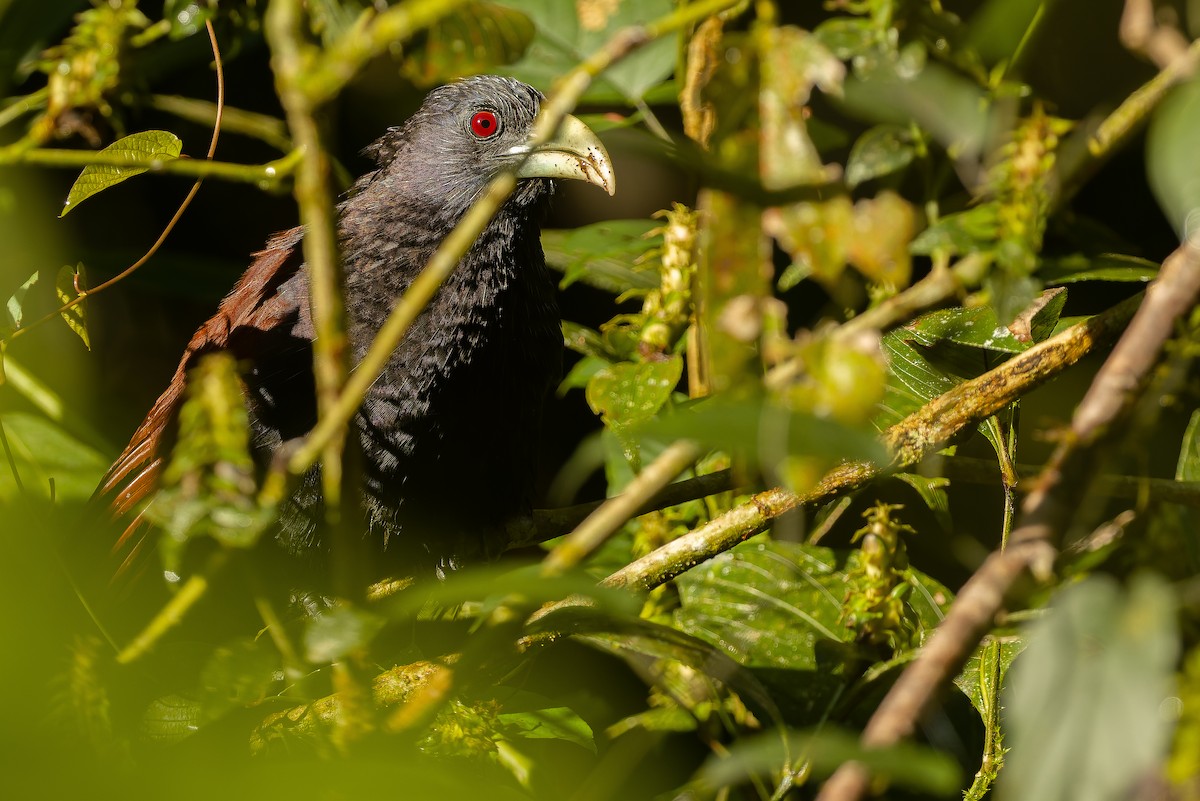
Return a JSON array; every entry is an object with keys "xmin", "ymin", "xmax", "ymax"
[
  {"xmin": 164, "ymin": 0, "xmax": 215, "ymax": 40},
  {"xmin": 1147, "ymin": 76, "xmax": 1200, "ymax": 236},
  {"xmin": 842, "ymin": 60, "xmax": 990, "ymax": 161},
  {"xmin": 562, "ymin": 320, "xmax": 619, "ymax": 360},
  {"xmin": 910, "ymin": 204, "xmax": 1000, "ymax": 256},
  {"xmin": 199, "ymin": 637, "xmax": 280, "ymax": 719},
  {"xmin": 0, "ymin": 412, "xmax": 109, "ymax": 502},
  {"xmin": 60, "ymin": 130, "xmax": 183, "ymax": 216},
  {"xmin": 4, "ymin": 270, "xmax": 39, "ymax": 331},
  {"xmin": 904, "ymin": 306, "xmax": 1029, "ymax": 355},
  {"xmin": 585, "ymin": 357, "xmax": 682, "ymax": 429},
  {"xmin": 1040, "ymin": 253, "xmax": 1159, "ymax": 285},
  {"xmin": 543, "ymin": 220, "xmax": 661, "ymax": 293},
  {"xmin": 304, "ymin": 606, "xmax": 384, "ymax": 663},
  {"xmin": 55, "ymin": 264, "xmax": 89, "ymax": 350},
  {"xmin": 1000, "ymin": 574, "xmax": 1178, "ymax": 801},
  {"xmin": 495, "ymin": 0, "xmax": 678, "ymax": 103},
  {"xmin": 673, "ymin": 540, "xmax": 948, "ymax": 724},
  {"xmin": 955, "ymin": 636, "xmax": 1024, "ymax": 721},
  {"xmin": 558, "ymin": 354, "xmax": 608, "ymax": 394},
  {"xmin": 894, "ymin": 473, "xmax": 952, "ymax": 533},
  {"xmin": 497, "ymin": 706, "xmax": 595, "ymax": 752},
  {"xmin": 141, "ymin": 694, "xmax": 203, "ymax": 744},
  {"xmin": 400, "ymin": 2, "xmax": 535, "ymax": 86},
  {"xmin": 697, "ymin": 726, "xmax": 961, "ymax": 795},
  {"xmin": 812, "ymin": 17, "xmax": 877, "ymax": 60},
  {"xmin": 845, "ymin": 124, "xmax": 917, "ymax": 187}
]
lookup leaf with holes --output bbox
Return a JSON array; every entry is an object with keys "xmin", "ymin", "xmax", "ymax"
[{"xmin": 60, "ymin": 130, "xmax": 183, "ymax": 217}]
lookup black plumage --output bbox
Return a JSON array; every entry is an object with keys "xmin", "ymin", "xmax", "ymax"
[{"xmin": 99, "ymin": 75, "xmax": 615, "ymax": 580}]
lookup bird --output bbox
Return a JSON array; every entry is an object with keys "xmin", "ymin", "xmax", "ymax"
[{"xmin": 96, "ymin": 75, "xmax": 615, "ymax": 585}]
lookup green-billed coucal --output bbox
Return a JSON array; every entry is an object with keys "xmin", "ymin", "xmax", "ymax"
[{"xmin": 98, "ymin": 75, "xmax": 615, "ymax": 582}]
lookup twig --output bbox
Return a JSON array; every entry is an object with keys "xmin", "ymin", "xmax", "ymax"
[
  {"xmin": 541, "ymin": 439, "xmax": 702, "ymax": 574},
  {"xmin": 149, "ymin": 94, "xmax": 292, "ymax": 152},
  {"xmin": 0, "ymin": 145, "xmax": 294, "ymax": 183},
  {"xmin": 1120, "ymin": 0, "xmax": 1191, "ymax": 68},
  {"xmin": 1055, "ymin": 37, "xmax": 1200, "ymax": 208},
  {"xmin": 265, "ymin": 0, "xmax": 351, "ymax": 514},
  {"xmin": 942, "ymin": 455, "xmax": 1200, "ymax": 509},
  {"xmin": 507, "ymin": 468, "xmax": 739, "ymax": 550},
  {"xmin": 815, "ymin": 233, "xmax": 1200, "ymax": 801},
  {"xmin": 603, "ymin": 293, "xmax": 1139, "ymax": 592}
]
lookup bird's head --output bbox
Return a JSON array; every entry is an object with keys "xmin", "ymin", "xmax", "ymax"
[{"xmin": 363, "ymin": 75, "xmax": 615, "ymax": 226}]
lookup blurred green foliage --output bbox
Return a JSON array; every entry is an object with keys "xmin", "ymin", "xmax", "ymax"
[{"xmin": 2, "ymin": 1, "xmax": 1200, "ymax": 800}]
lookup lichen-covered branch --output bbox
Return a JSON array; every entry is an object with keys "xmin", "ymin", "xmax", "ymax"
[{"xmin": 604, "ymin": 293, "xmax": 1140, "ymax": 592}]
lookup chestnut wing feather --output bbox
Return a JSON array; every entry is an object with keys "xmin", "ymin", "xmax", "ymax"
[{"xmin": 97, "ymin": 227, "xmax": 306, "ymax": 576}]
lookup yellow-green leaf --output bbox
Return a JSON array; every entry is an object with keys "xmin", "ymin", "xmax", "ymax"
[
  {"xmin": 55, "ymin": 264, "xmax": 90, "ymax": 350},
  {"xmin": 60, "ymin": 130, "xmax": 183, "ymax": 217},
  {"xmin": 4, "ymin": 270, "xmax": 40, "ymax": 331}
]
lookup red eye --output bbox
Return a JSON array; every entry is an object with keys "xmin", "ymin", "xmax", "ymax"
[{"xmin": 470, "ymin": 110, "xmax": 499, "ymax": 138}]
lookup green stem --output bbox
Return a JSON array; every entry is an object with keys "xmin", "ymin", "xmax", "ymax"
[
  {"xmin": 0, "ymin": 145, "xmax": 301, "ymax": 185},
  {"xmin": 265, "ymin": 0, "xmax": 351, "ymax": 520},
  {"xmin": 0, "ymin": 87, "xmax": 48, "ymax": 129}
]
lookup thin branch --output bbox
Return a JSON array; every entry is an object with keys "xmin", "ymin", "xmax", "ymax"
[
  {"xmin": 603, "ymin": 293, "xmax": 1140, "ymax": 592},
  {"xmin": 541, "ymin": 439, "xmax": 703, "ymax": 574},
  {"xmin": 0, "ymin": 146, "xmax": 296, "ymax": 183},
  {"xmin": 0, "ymin": 87, "xmax": 48, "ymax": 129},
  {"xmin": 1056, "ymin": 36, "xmax": 1200, "ymax": 208},
  {"xmin": 264, "ymin": 0, "xmax": 351, "ymax": 515},
  {"xmin": 149, "ymin": 94, "xmax": 292, "ymax": 152},
  {"xmin": 1120, "ymin": 0, "xmax": 1191, "ymax": 68},
  {"xmin": 815, "ymin": 232, "xmax": 1200, "ymax": 801}
]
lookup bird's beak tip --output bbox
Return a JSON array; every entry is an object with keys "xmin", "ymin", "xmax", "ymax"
[{"xmin": 517, "ymin": 114, "xmax": 616, "ymax": 197}]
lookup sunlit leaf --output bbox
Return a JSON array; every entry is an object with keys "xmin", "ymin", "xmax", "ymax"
[
  {"xmin": 164, "ymin": 0, "xmax": 215, "ymax": 40},
  {"xmin": 845, "ymin": 124, "xmax": 917, "ymax": 187},
  {"xmin": 4, "ymin": 270, "xmax": 39, "ymax": 331},
  {"xmin": 585, "ymin": 357, "xmax": 682, "ymax": 429},
  {"xmin": 955, "ymin": 636, "xmax": 1024, "ymax": 722},
  {"xmin": 905, "ymin": 305, "xmax": 1035, "ymax": 354},
  {"xmin": 911, "ymin": 204, "xmax": 1000, "ymax": 256},
  {"xmin": 60, "ymin": 130, "xmax": 183, "ymax": 216},
  {"xmin": 1040, "ymin": 253, "xmax": 1159, "ymax": 285},
  {"xmin": 55, "ymin": 263, "xmax": 89, "ymax": 350},
  {"xmin": 0, "ymin": 412, "xmax": 108, "ymax": 501},
  {"xmin": 1000, "ymin": 574, "xmax": 1178, "ymax": 801}
]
